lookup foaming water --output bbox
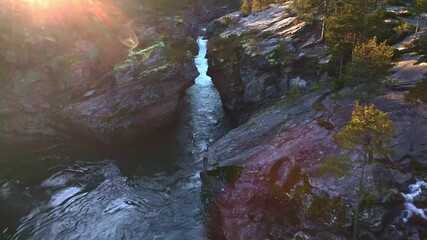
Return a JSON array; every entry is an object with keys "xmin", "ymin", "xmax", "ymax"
[
  {"xmin": 401, "ymin": 180, "xmax": 427, "ymax": 222},
  {"xmin": 0, "ymin": 36, "xmax": 231, "ymax": 240}
]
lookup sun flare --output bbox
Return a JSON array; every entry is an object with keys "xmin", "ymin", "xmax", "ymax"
[
  {"xmin": 21, "ymin": 0, "xmax": 66, "ymax": 8},
  {"xmin": 9, "ymin": 0, "xmax": 128, "ymax": 26},
  {"xmin": 2, "ymin": 0, "xmax": 141, "ymax": 61}
]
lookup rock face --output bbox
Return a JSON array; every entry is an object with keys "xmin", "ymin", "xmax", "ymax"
[
  {"xmin": 391, "ymin": 53, "xmax": 427, "ymax": 90},
  {"xmin": 203, "ymin": 89, "xmax": 427, "ymax": 239},
  {"xmin": 58, "ymin": 39, "xmax": 198, "ymax": 143},
  {"xmin": 0, "ymin": 1, "xmax": 212, "ymax": 144},
  {"xmin": 206, "ymin": 2, "xmax": 329, "ymax": 123}
]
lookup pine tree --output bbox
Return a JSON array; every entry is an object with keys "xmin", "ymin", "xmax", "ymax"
[
  {"xmin": 252, "ymin": 0, "xmax": 262, "ymax": 11},
  {"xmin": 333, "ymin": 102, "xmax": 395, "ymax": 240},
  {"xmin": 251, "ymin": 0, "xmax": 272, "ymax": 12},
  {"xmin": 324, "ymin": 0, "xmax": 386, "ymax": 76},
  {"xmin": 294, "ymin": 0, "xmax": 339, "ymax": 40},
  {"xmin": 415, "ymin": 0, "xmax": 427, "ymax": 13},
  {"xmin": 242, "ymin": 0, "xmax": 285, "ymax": 14},
  {"xmin": 241, "ymin": 0, "xmax": 252, "ymax": 15},
  {"xmin": 344, "ymin": 37, "xmax": 394, "ymax": 103}
]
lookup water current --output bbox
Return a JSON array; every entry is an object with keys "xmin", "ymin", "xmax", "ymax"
[{"xmin": 0, "ymin": 37, "xmax": 231, "ymax": 240}]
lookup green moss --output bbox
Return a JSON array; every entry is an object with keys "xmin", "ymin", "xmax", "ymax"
[
  {"xmin": 129, "ymin": 41, "xmax": 165, "ymax": 58},
  {"xmin": 113, "ymin": 58, "xmax": 138, "ymax": 75},
  {"xmin": 139, "ymin": 63, "xmax": 175, "ymax": 77}
]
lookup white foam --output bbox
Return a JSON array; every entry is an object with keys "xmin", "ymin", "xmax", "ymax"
[{"xmin": 401, "ymin": 180, "xmax": 427, "ymax": 222}]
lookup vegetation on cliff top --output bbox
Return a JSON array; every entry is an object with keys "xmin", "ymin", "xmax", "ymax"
[
  {"xmin": 321, "ymin": 102, "xmax": 395, "ymax": 239},
  {"xmin": 241, "ymin": 0, "xmax": 288, "ymax": 15}
]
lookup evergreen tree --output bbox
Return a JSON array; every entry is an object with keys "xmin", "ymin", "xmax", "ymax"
[
  {"xmin": 252, "ymin": 0, "xmax": 263, "ymax": 11},
  {"xmin": 293, "ymin": 0, "xmax": 339, "ymax": 40},
  {"xmin": 241, "ymin": 0, "xmax": 252, "ymax": 15},
  {"xmin": 344, "ymin": 37, "xmax": 394, "ymax": 103},
  {"xmin": 332, "ymin": 102, "xmax": 395, "ymax": 240},
  {"xmin": 241, "ymin": 0, "xmax": 286, "ymax": 14},
  {"xmin": 325, "ymin": 0, "xmax": 385, "ymax": 76},
  {"xmin": 415, "ymin": 0, "xmax": 427, "ymax": 13}
]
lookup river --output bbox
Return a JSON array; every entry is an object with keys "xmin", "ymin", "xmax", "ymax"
[{"xmin": 0, "ymin": 37, "xmax": 231, "ymax": 239}]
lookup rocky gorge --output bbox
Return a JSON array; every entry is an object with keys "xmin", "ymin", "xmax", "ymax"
[
  {"xmin": 0, "ymin": 0, "xmax": 239, "ymax": 145},
  {"xmin": 202, "ymin": 1, "xmax": 427, "ymax": 239},
  {"xmin": 0, "ymin": 0, "xmax": 426, "ymax": 239}
]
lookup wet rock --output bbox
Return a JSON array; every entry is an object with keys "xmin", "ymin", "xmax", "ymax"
[
  {"xmin": 13, "ymin": 162, "xmax": 146, "ymax": 240},
  {"xmin": 0, "ymin": 181, "xmax": 33, "ymax": 224}
]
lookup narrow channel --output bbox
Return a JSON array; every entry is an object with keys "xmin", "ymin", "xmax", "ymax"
[{"xmin": 0, "ymin": 36, "xmax": 231, "ymax": 239}]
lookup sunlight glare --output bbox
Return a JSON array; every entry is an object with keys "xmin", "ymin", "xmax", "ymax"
[{"xmin": 21, "ymin": 0, "xmax": 66, "ymax": 8}]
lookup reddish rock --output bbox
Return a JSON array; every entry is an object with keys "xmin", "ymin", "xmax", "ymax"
[{"xmin": 205, "ymin": 90, "xmax": 427, "ymax": 239}]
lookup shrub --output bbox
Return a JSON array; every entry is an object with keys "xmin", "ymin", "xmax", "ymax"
[{"xmin": 270, "ymin": 41, "xmax": 292, "ymax": 67}]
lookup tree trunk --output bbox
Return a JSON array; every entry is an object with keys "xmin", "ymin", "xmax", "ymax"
[
  {"xmin": 339, "ymin": 55, "xmax": 343, "ymax": 77},
  {"xmin": 321, "ymin": 20, "xmax": 326, "ymax": 41},
  {"xmin": 320, "ymin": 0, "xmax": 329, "ymax": 42},
  {"xmin": 414, "ymin": 20, "xmax": 419, "ymax": 41},
  {"xmin": 352, "ymin": 155, "xmax": 367, "ymax": 240}
]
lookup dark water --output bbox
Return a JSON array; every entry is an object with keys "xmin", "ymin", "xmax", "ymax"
[{"xmin": 0, "ymin": 37, "xmax": 231, "ymax": 240}]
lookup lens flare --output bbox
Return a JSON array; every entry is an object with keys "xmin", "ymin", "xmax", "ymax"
[
  {"xmin": 6, "ymin": 0, "xmax": 140, "ymax": 49},
  {"xmin": 118, "ymin": 28, "xmax": 139, "ymax": 49},
  {"xmin": 21, "ymin": 0, "xmax": 62, "ymax": 8}
]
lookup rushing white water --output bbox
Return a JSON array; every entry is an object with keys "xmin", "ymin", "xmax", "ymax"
[
  {"xmin": 401, "ymin": 180, "xmax": 427, "ymax": 223},
  {"xmin": 195, "ymin": 38, "xmax": 210, "ymax": 85}
]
